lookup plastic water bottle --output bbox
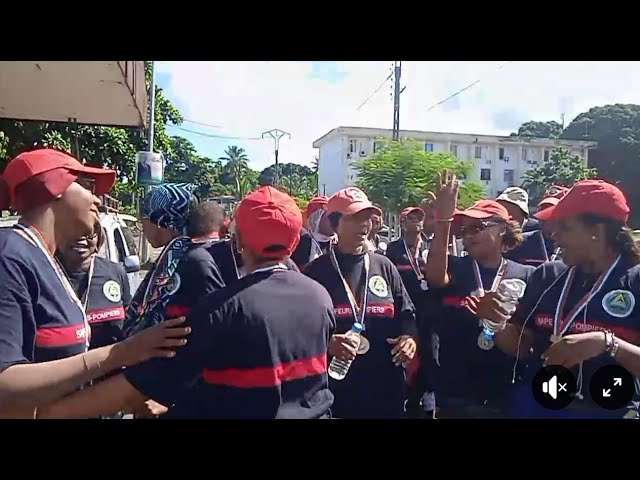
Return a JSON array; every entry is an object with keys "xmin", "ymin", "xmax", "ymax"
[
  {"xmin": 477, "ymin": 278, "xmax": 527, "ymax": 351},
  {"xmin": 328, "ymin": 323, "xmax": 363, "ymax": 381}
]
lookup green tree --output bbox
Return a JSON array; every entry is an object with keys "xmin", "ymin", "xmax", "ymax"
[
  {"xmin": 218, "ymin": 145, "xmax": 253, "ymax": 198},
  {"xmin": 521, "ymin": 147, "xmax": 596, "ymax": 202},
  {"xmin": 510, "ymin": 120, "xmax": 564, "ymax": 139},
  {"xmin": 354, "ymin": 138, "xmax": 485, "ymax": 212},
  {"xmin": 164, "ymin": 136, "xmax": 232, "ymax": 199},
  {"xmin": 258, "ymin": 163, "xmax": 317, "ymax": 200},
  {"xmin": 560, "ymin": 104, "xmax": 640, "ymax": 226}
]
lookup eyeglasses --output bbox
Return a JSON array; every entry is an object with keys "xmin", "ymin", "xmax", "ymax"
[{"xmin": 459, "ymin": 220, "xmax": 503, "ymax": 237}]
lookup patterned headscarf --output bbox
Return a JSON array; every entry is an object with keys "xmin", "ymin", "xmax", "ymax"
[{"xmin": 142, "ymin": 183, "xmax": 196, "ymax": 234}]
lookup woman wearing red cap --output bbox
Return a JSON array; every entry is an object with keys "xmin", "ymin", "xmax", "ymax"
[
  {"xmin": 291, "ymin": 196, "xmax": 334, "ymax": 270},
  {"xmin": 305, "ymin": 187, "xmax": 417, "ymax": 419},
  {"xmin": 424, "ymin": 171, "xmax": 535, "ymax": 418},
  {"xmin": 34, "ymin": 186, "xmax": 335, "ymax": 419},
  {"xmin": 0, "ymin": 149, "xmax": 189, "ymax": 418},
  {"xmin": 385, "ymin": 206, "xmax": 436, "ymax": 418},
  {"xmin": 535, "ymin": 185, "xmax": 570, "ymax": 262},
  {"xmin": 495, "ymin": 179, "xmax": 640, "ymax": 419}
]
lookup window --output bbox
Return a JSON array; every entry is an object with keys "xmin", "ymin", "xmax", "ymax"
[
  {"xmin": 480, "ymin": 169, "xmax": 491, "ymax": 181},
  {"xmin": 98, "ymin": 227, "xmax": 109, "ymax": 258},
  {"xmin": 121, "ymin": 225, "xmax": 138, "ymax": 256},
  {"xmin": 113, "ymin": 228, "xmax": 126, "ymax": 264},
  {"xmin": 498, "ymin": 147, "xmax": 505, "ymax": 160},
  {"xmin": 474, "ymin": 146, "xmax": 482, "ymax": 159},
  {"xmin": 425, "ymin": 143, "xmax": 434, "ymax": 152},
  {"xmin": 349, "ymin": 139, "xmax": 357, "ymax": 153},
  {"xmin": 522, "ymin": 148, "xmax": 529, "ymax": 161},
  {"xmin": 504, "ymin": 169, "xmax": 515, "ymax": 185},
  {"xmin": 450, "ymin": 145, "xmax": 458, "ymax": 156},
  {"xmin": 544, "ymin": 149, "xmax": 550, "ymax": 162}
]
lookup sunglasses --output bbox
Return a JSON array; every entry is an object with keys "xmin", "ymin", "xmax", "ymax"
[
  {"xmin": 459, "ymin": 220, "xmax": 503, "ymax": 237},
  {"xmin": 75, "ymin": 177, "xmax": 96, "ymax": 194}
]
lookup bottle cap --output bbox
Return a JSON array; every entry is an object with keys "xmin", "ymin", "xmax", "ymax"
[{"xmin": 352, "ymin": 322, "xmax": 364, "ymax": 333}]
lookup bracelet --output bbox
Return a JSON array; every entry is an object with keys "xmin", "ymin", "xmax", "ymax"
[
  {"xmin": 610, "ymin": 334, "xmax": 620, "ymax": 358},
  {"xmin": 33, "ymin": 407, "xmax": 38, "ymax": 419},
  {"xmin": 603, "ymin": 330, "xmax": 620, "ymax": 358}
]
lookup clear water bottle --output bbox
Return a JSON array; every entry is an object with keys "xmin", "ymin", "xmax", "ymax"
[
  {"xmin": 328, "ymin": 322, "xmax": 363, "ymax": 381},
  {"xmin": 477, "ymin": 278, "xmax": 527, "ymax": 351}
]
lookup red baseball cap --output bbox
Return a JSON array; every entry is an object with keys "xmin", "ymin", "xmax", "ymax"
[
  {"xmin": 454, "ymin": 199, "xmax": 510, "ymax": 222},
  {"xmin": 400, "ymin": 206, "xmax": 424, "ymax": 219},
  {"xmin": 327, "ymin": 187, "xmax": 382, "ymax": 216},
  {"xmin": 234, "ymin": 186, "xmax": 303, "ymax": 258},
  {"xmin": 304, "ymin": 196, "xmax": 328, "ymax": 218},
  {"xmin": 538, "ymin": 185, "xmax": 569, "ymax": 208},
  {"xmin": 0, "ymin": 149, "xmax": 115, "ymax": 211},
  {"xmin": 535, "ymin": 179, "xmax": 630, "ymax": 223}
]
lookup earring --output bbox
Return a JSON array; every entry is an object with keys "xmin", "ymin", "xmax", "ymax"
[{"xmin": 592, "ymin": 236, "xmax": 597, "ymax": 240}]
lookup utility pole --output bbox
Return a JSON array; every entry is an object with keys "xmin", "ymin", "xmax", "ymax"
[
  {"xmin": 140, "ymin": 61, "xmax": 157, "ymax": 264},
  {"xmin": 392, "ymin": 61, "xmax": 404, "ymax": 141},
  {"xmin": 262, "ymin": 129, "xmax": 290, "ymax": 187}
]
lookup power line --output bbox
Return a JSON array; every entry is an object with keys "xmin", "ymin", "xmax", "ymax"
[
  {"xmin": 167, "ymin": 124, "xmax": 263, "ymax": 140},
  {"xmin": 182, "ymin": 118, "xmax": 222, "ymax": 129},
  {"xmin": 425, "ymin": 61, "xmax": 513, "ymax": 113},
  {"xmin": 356, "ymin": 71, "xmax": 394, "ymax": 111}
]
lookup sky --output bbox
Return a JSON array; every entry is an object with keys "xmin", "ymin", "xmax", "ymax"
[{"xmin": 155, "ymin": 61, "xmax": 640, "ymax": 172}]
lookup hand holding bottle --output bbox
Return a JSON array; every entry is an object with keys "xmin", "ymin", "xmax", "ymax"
[{"xmin": 328, "ymin": 333, "xmax": 360, "ymax": 362}]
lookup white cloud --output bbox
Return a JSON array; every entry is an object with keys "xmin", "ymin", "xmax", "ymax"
[{"xmin": 158, "ymin": 61, "xmax": 640, "ymax": 171}]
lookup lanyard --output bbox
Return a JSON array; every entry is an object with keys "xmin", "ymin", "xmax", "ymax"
[
  {"xmin": 472, "ymin": 258, "xmax": 507, "ymax": 296},
  {"xmin": 80, "ymin": 256, "xmax": 96, "ymax": 312},
  {"xmin": 553, "ymin": 256, "xmax": 620, "ymax": 338},
  {"xmin": 330, "ymin": 246, "xmax": 370, "ymax": 329},
  {"xmin": 62, "ymin": 256, "xmax": 96, "ymax": 313},
  {"xmin": 230, "ymin": 239, "xmax": 243, "ymax": 279},
  {"xmin": 403, "ymin": 238, "xmax": 424, "ymax": 281},
  {"xmin": 15, "ymin": 224, "xmax": 90, "ymax": 346},
  {"xmin": 308, "ymin": 234, "xmax": 326, "ymax": 264}
]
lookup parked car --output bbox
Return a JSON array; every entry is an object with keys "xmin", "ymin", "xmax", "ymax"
[{"xmin": 98, "ymin": 212, "xmax": 142, "ymax": 292}]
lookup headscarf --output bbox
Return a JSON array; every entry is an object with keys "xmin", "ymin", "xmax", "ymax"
[
  {"xmin": 307, "ymin": 207, "xmax": 333, "ymax": 263},
  {"xmin": 141, "ymin": 183, "xmax": 196, "ymax": 234}
]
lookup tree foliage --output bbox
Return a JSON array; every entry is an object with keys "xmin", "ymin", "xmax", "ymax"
[
  {"xmin": 510, "ymin": 120, "xmax": 563, "ymax": 139},
  {"xmin": 354, "ymin": 138, "xmax": 485, "ymax": 212},
  {"xmin": 521, "ymin": 147, "xmax": 596, "ymax": 202},
  {"xmin": 258, "ymin": 163, "xmax": 317, "ymax": 199},
  {"xmin": 514, "ymin": 104, "xmax": 640, "ymax": 226}
]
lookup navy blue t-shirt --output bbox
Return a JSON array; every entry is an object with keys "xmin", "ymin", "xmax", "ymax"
[
  {"xmin": 290, "ymin": 231, "xmax": 331, "ymax": 271},
  {"xmin": 434, "ymin": 255, "xmax": 535, "ymax": 406},
  {"xmin": 511, "ymin": 259, "xmax": 640, "ymax": 419},
  {"xmin": 64, "ymin": 257, "xmax": 132, "ymax": 350},
  {"xmin": 305, "ymin": 250, "xmax": 417, "ymax": 419},
  {"xmin": 206, "ymin": 239, "xmax": 300, "ymax": 286},
  {"xmin": 506, "ymin": 230, "xmax": 550, "ymax": 268},
  {"xmin": 124, "ymin": 268, "xmax": 334, "ymax": 419},
  {"xmin": 0, "ymin": 228, "xmax": 88, "ymax": 373}
]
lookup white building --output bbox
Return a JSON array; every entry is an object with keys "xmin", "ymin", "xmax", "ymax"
[{"xmin": 313, "ymin": 126, "xmax": 597, "ymax": 198}]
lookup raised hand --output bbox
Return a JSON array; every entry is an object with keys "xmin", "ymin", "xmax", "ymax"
[{"xmin": 433, "ymin": 170, "xmax": 460, "ymax": 221}]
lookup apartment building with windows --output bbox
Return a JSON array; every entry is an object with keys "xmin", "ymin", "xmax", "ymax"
[{"xmin": 313, "ymin": 126, "xmax": 597, "ymax": 197}]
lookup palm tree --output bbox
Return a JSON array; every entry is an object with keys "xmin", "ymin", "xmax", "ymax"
[{"xmin": 219, "ymin": 146, "xmax": 250, "ymax": 199}]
